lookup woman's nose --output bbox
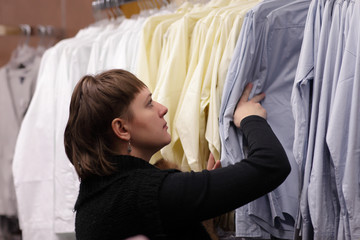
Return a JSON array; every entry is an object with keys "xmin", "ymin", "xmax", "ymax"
[{"xmin": 157, "ymin": 102, "xmax": 168, "ymax": 117}]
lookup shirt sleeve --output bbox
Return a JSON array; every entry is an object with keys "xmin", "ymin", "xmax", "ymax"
[{"xmin": 158, "ymin": 115, "xmax": 291, "ymax": 222}]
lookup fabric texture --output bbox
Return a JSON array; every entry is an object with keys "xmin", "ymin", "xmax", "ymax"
[{"xmin": 74, "ymin": 156, "xmax": 181, "ymax": 240}]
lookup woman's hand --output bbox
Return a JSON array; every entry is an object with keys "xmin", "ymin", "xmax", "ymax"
[
  {"xmin": 125, "ymin": 235, "xmax": 149, "ymax": 240},
  {"xmin": 207, "ymin": 152, "xmax": 221, "ymax": 170},
  {"xmin": 233, "ymin": 83, "xmax": 266, "ymax": 128}
]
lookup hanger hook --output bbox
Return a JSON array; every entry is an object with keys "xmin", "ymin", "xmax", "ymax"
[{"xmin": 19, "ymin": 24, "xmax": 31, "ymax": 45}]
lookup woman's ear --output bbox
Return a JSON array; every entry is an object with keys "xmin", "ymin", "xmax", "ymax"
[{"xmin": 111, "ymin": 118, "xmax": 130, "ymax": 141}]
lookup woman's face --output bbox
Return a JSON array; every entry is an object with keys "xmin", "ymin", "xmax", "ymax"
[{"xmin": 127, "ymin": 87, "xmax": 171, "ymax": 153}]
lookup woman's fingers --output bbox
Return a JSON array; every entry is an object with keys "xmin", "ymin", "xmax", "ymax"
[
  {"xmin": 239, "ymin": 82, "xmax": 253, "ymax": 102},
  {"xmin": 207, "ymin": 153, "xmax": 222, "ymax": 170},
  {"xmin": 212, "ymin": 160, "xmax": 222, "ymax": 170},
  {"xmin": 240, "ymin": 83, "xmax": 265, "ymax": 103},
  {"xmin": 207, "ymin": 152, "xmax": 215, "ymax": 171},
  {"xmin": 250, "ymin": 92, "xmax": 266, "ymax": 103}
]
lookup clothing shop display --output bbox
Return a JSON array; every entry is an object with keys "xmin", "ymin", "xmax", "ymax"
[
  {"xmin": 174, "ymin": 0, "xmax": 261, "ymax": 171},
  {"xmin": 153, "ymin": 0, "xmax": 232, "ymax": 170},
  {"xmin": 219, "ymin": 0, "xmax": 310, "ymax": 238},
  {"xmin": 7, "ymin": 0, "xmax": 360, "ymax": 239},
  {"xmin": 74, "ymin": 116, "xmax": 290, "ymax": 240},
  {"xmin": 292, "ymin": 0, "xmax": 360, "ymax": 239}
]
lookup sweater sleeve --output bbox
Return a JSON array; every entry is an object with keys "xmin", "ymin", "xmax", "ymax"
[{"xmin": 158, "ymin": 115, "xmax": 291, "ymax": 222}]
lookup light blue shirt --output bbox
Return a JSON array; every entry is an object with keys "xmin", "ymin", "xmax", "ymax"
[
  {"xmin": 248, "ymin": 1, "xmax": 310, "ymax": 239},
  {"xmin": 320, "ymin": 1, "xmax": 350, "ymax": 239},
  {"xmin": 305, "ymin": 0, "xmax": 341, "ymax": 239},
  {"xmin": 326, "ymin": 0, "xmax": 360, "ymax": 238},
  {"xmin": 343, "ymin": 4, "xmax": 360, "ymax": 235},
  {"xmin": 219, "ymin": 0, "xmax": 309, "ymax": 238},
  {"xmin": 292, "ymin": 0, "xmax": 360, "ymax": 239},
  {"xmin": 290, "ymin": 0, "xmax": 325, "ymax": 239},
  {"xmin": 220, "ymin": 3, "xmax": 280, "ymax": 237}
]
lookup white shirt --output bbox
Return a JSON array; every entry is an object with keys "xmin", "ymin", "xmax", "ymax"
[
  {"xmin": 0, "ymin": 46, "xmax": 40, "ymax": 216},
  {"xmin": 12, "ymin": 25, "xmax": 105, "ymax": 240}
]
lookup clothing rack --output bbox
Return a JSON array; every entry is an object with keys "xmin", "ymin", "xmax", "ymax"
[
  {"xmin": 0, "ymin": 24, "xmax": 63, "ymax": 39},
  {"xmin": 92, "ymin": 0, "xmax": 167, "ymax": 19},
  {"xmin": 92, "ymin": 0, "xmax": 133, "ymax": 10}
]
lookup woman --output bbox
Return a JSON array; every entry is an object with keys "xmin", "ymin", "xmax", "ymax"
[{"xmin": 64, "ymin": 69, "xmax": 291, "ymax": 240}]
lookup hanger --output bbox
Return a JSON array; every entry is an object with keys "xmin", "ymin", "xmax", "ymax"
[
  {"xmin": 104, "ymin": 0, "xmax": 117, "ymax": 19},
  {"xmin": 92, "ymin": 0, "xmax": 111, "ymax": 21},
  {"xmin": 19, "ymin": 24, "xmax": 32, "ymax": 46},
  {"xmin": 137, "ymin": 0, "xmax": 145, "ymax": 12},
  {"xmin": 112, "ymin": 0, "xmax": 125, "ymax": 18},
  {"xmin": 92, "ymin": 0, "xmax": 103, "ymax": 21},
  {"xmin": 92, "ymin": 0, "xmax": 126, "ymax": 21},
  {"xmin": 36, "ymin": 25, "xmax": 46, "ymax": 48}
]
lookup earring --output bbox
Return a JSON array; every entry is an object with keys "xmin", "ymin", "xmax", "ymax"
[{"xmin": 127, "ymin": 140, "xmax": 132, "ymax": 153}]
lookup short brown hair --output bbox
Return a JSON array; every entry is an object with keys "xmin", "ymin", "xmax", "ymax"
[{"xmin": 64, "ymin": 69, "xmax": 146, "ymax": 180}]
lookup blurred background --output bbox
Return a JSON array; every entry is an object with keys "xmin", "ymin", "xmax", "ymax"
[{"xmin": 0, "ymin": 0, "xmax": 96, "ymax": 66}]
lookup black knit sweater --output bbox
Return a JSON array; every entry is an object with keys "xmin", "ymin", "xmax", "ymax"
[{"xmin": 74, "ymin": 116, "xmax": 291, "ymax": 240}]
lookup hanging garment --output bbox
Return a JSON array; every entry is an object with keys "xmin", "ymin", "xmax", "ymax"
[
  {"xmin": 312, "ymin": 1, "xmax": 346, "ymax": 239},
  {"xmin": 206, "ymin": 2, "xmax": 256, "ymax": 164},
  {"xmin": 219, "ymin": 0, "xmax": 295, "ymax": 167},
  {"xmin": 12, "ymin": 24, "xmax": 106, "ymax": 240},
  {"xmin": 175, "ymin": 0, "xmax": 261, "ymax": 171},
  {"xmin": 327, "ymin": 2, "xmax": 351, "ymax": 239},
  {"xmin": 305, "ymin": 0, "xmax": 341, "ymax": 239},
  {"xmin": 152, "ymin": 0, "xmax": 231, "ymax": 170},
  {"xmin": 86, "ymin": 18, "xmax": 127, "ymax": 74},
  {"xmin": 136, "ymin": 2, "xmax": 193, "ymax": 92},
  {"xmin": 0, "ymin": 44, "xmax": 41, "ymax": 217},
  {"xmin": 292, "ymin": 0, "xmax": 360, "ymax": 239},
  {"xmin": 290, "ymin": 0, "xmax": 325, "ymax": 238},
  {"xmin": 204, "ymin": 0, "xmax": 261, "ymax": 164},
  {"xmin": 220, "ymin": 3, "xmax": 284, "ymax": 238},
  {"xmin": 53, "ymin": 25, "xmax": 107, "ymax": 234},
  {"xmin": 342, "ymin": 11, "xmax": 360, "ymax": 236},
  {"xmin": 114, "ymin": 16, "xmax": 147, "ymax": 74},
  {"xmin": 14, "ymin": 46, "xmax": 67, "ymax": 240},
  {"xmin": 219, "ymin": 0, "xmax": 310, "ymax": 238},
  {"xmin": 326, "ymin": 0, "xmax": 360, "ymax": 238},
  {"xmin": 173, "ymin": 0, "xmax": 233, "ymax": 171}
]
